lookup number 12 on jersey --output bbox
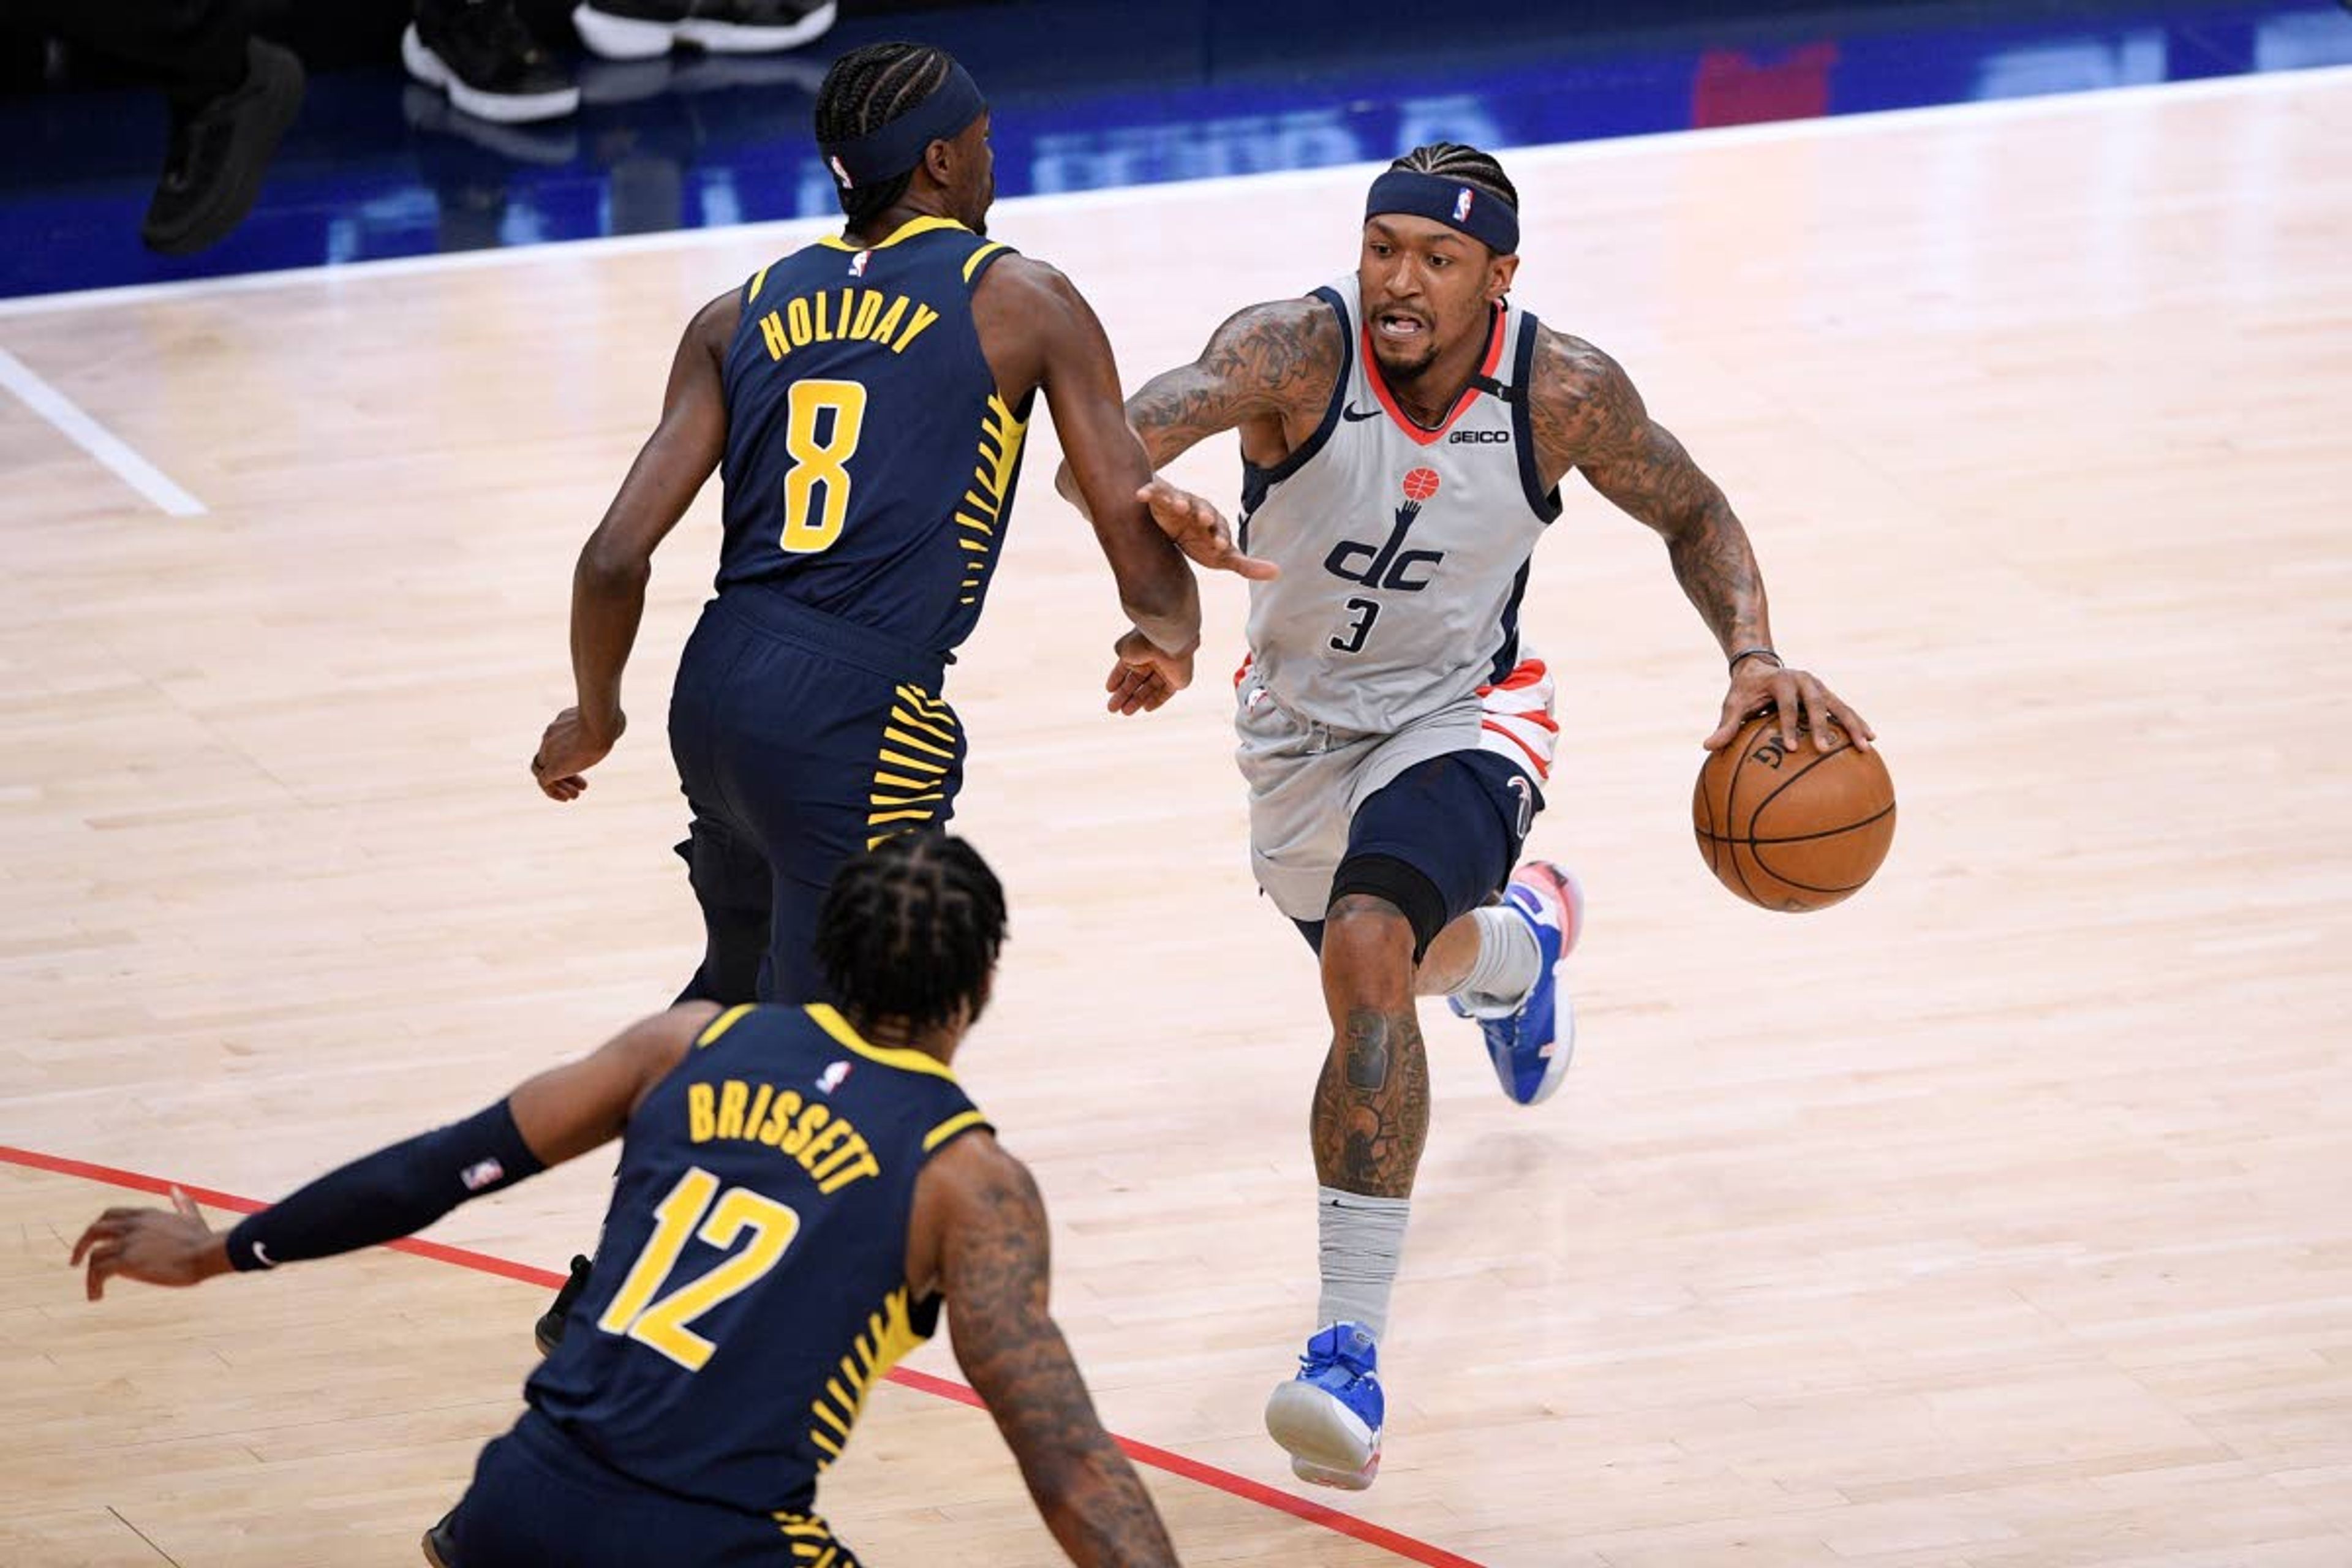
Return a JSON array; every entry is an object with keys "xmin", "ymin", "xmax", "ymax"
[
  {"xmin": 778, "ymin": 379, "xmax": 869, "ymax": 554},
  {"xmin": 596, "ymin": 1166, "xmax": 802, "ymax": 1371}
]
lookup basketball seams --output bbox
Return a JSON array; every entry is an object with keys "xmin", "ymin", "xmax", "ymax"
[
  {"xmin": 1694, "ymin": 711, "xmax": 1894, "ymax": 911},
  {"xmin": 1693, "ymin": 799, "xmax": 1897, "ymax": 847}
]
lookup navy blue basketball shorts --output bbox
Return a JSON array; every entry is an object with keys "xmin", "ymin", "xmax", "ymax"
[
  {"xmin": 445, "ymin": 1412, "xmax": 862, "ymax": 1567},
  {"xmin": 1292, "ymin": 749, "xmax": 1540, "ymax": 962},
  {"xmin": 667, "ymin": 588, "xmax": 965, "ymax": 1006}
]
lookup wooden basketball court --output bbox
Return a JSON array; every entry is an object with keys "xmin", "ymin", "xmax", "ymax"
[{"xmin": 3, "ymin": 69, "xmax": 2348, "ymax": 1567}]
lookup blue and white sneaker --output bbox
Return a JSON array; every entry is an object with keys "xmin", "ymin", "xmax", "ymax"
[
  {"xmin": 1449, "ymin": 861, "xmax": 1583, "ymax": 1106},
  {"xmin": 1264, "ymin": 1321, "xmax": 1384, "ymax": 1490}
]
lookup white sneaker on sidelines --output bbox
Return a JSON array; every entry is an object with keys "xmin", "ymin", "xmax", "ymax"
[{"xmin": 572, "ymin": 0, "xmax": 837, "ymax": 60}]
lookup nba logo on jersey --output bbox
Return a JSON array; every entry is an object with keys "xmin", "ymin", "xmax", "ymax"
[
  {"xmin": 847, "ymin": 249, "xmax": 872, "ymax": 278},
  {"xmin": 816, "ymin": 1060, "xmax": 853, "ymax": 1095},
  {"xmin": 1453, "ymin": 186, "xmax": 1475, "ymax": 223}
]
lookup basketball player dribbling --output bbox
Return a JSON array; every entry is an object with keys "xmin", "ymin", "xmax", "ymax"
[{"xmin": 1072, "ymin": 143, "xmax": 1875, "ymax": 1488}]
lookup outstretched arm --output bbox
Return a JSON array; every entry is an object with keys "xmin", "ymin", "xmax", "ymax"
[
  {"xmin": 533, "ymin": 290, "xmax": 737, "ymax": 801},
  {"xmin": 70, "ymin": 1005, "xmax": 716, "ymax": 1300},
  {"xmin": 1112, "ymin": 296, "xmax": 1343, "ymax": 469},
  {"xmin": 928, "ymin": 1136, "xmax": 1178, "ymax": 1568},
  {"xmin": 1531, "ymin": 332, "xmax": 1874, "ymax": 753}
]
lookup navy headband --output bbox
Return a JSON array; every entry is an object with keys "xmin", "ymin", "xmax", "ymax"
[
  {"xmin": 1365, "ymin": 168, "xmax": 1519, "ymax": 256},
  {"xmin": 819, "ymin": 61, "xmax": 987, "ymax": 190}
]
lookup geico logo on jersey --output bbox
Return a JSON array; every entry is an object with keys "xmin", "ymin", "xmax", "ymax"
[{"xmin": 1449, "ymin": 428, "xmax": 1511, "ymax": 444}]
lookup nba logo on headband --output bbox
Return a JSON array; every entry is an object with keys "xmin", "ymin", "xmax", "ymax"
[
  {"xmin": 829, "ymin": 155, "xmax": 854, "ymax": 190},
  {"xmin": 1453, "ymin": 187, "xmax": 1474, "ymax": 223}
]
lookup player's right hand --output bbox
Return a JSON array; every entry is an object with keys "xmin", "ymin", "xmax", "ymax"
[
  {"xmin": 1137, "ymin": 479, "xmax": 1279, "ymax": 581},
  {"xmin": 533, "ymin": 706, "xmax": 625, "ymax": 801},
  {"xmin": 71, "ymin": 1188, "xmax": 229, "ymax": 1301},
  {"xmin": 1105, "ymin": 627, "xmax": 1193, "ymax": 716}
]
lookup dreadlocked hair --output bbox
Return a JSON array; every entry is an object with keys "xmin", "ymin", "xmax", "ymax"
[
  {"xmin": 813, "ymin": 42, "xmax": 955, "ymax": 224},
  {"xmin": 816, "ymin": 832, "xmax": 1008, "ymax": 1036},
  {"xmin": 1390, "ymin": 141, "xmax": 1520, "ymax": 211}
]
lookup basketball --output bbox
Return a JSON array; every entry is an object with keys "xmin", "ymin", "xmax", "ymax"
[{"xmin": 1692, "ymin": 709, "xmax": 1895, "ymax": 911}]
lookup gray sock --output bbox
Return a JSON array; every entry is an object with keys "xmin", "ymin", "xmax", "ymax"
[
  {"xmin": 1315, "ymin": 1186, "xmax": 1412, "ymax": 1342},
  {"xmin": 1453, "ymin": 902, "xmax": 1540, "ymax": 1017}
]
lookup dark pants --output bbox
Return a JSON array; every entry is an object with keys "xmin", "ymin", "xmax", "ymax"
[
  {"xmin": 668, "ymin": 587, "xmax": 965, "ymax": 1006},
  {"xmin": 1292, "ymin": 748, "xmax": 1539, "ymax": 957},
  {"xmin": 448, "ymin": 1412, "xmax": 862, "ymax": 1567},
  {"xmin": 7, "ymin": 0, "xmax": 249, "ymax": 107}
]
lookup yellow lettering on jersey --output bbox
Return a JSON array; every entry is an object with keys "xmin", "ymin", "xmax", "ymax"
[
  {"xmin": 813, "ymin": 288, "xmax": 832, "ymax": 342},
  {"xmin": 848, "ymin": 290, "xmax": 884, "ymax": 341},
  {"xmin": 742, "ymin": 1082, "xmax": 774, "ymax": 1142},
  {"xmin": 786, "ymin": 296, "xmax": 813, "ymax": 348},
  {"xmin": 891, "ymin": 303, "xmax": 940, "ymax": 355},
  {"xmin": 758, "ymin": 310, "xmax": 789, "ymax": 361},
  {"xmin": 869, "ymin": 295, "xmax": 908, "ymax": 346},
  {"xmin": 687, "ymin": 1082, "xmax": 716, "ymax": 1143},
  {"xmin": 780, "ymin": 1101, "xmax": 831, "ymax": 1156},
  {"xmin": 760, "ymin": 1089, "xmax": 805, "ymax": 1145},
  {"xmin": 800, "ymin": 1119, "xmax": 853, "ymax": 1166},
  {"xmin": 715, "ymin": 1079, "xmax": 750, "ymax": 1140}
]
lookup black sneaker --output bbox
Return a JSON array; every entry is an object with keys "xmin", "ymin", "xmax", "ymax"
[
  {"xmin": 573, "ymin": 0, "xmax": 837, "ymax": 61},
  {"xmin": 141, "ymin": 38, "xmax": 304, "ymax": 257},
  {"xmin": 404, "ymin": 0, "xmax": 581, "ymax": 125},
  {"xmin": 533, "ymin": 1254, "xmax": 593, "ymax": 1356},
  {"xmin": 421, "ymin": 1509, "xmax": 459, "ymax": 1567}
]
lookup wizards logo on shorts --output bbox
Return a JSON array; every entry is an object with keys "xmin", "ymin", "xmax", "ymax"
[{"xmin": 1453, "ymin": 187, "xmax": 1475, "ymax": 224}]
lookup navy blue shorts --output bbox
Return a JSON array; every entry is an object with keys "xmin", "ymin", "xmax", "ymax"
[
  {"xmin": 667, "ymin": 587, "xmax": 965, "ymax": 1006},
  {"xmin": 1292, "ymin": 749, "xmax": 1540, "ymax": 960},
  {"xmin": 445, "ymin": 1412, "xmax": 860, "ymax": 1567}
]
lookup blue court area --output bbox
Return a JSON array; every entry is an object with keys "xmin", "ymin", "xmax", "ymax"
[{"xmin": 1, "ymin": 0, "xmax": 2347, "ymax": 299}]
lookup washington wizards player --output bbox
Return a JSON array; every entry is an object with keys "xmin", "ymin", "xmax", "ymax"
[{"xmin": 1066, "ymin": 143, "xmax": 1875, "ymax": 1488}]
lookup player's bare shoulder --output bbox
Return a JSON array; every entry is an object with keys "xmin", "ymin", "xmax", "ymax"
[{"xmin": 1523, "ymin": 323, "xmax": 1645, "ymax": 487}]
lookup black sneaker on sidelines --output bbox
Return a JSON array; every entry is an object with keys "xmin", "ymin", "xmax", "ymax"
[
  {"xmin": 404, "ymin": 0, "xmax": 581, "ymax": 124},
  {"xmin": 141, "ymin": 38, "xmax": 304, "ymax": 257},
  {"xmin": 421, "ymin": 1509, "xmax": 459, "ymax": 1568},
  {"xmin": 573, "ymin": 0, "xmax": 837, "ymax": 61},
  {"xmin": 533, "ymin": 1253, "xmax": 594, "ymax": 1355}
]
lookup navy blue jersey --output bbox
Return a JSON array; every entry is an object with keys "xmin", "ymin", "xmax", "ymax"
[
  {"xmin": 717, "ymin": 216, "xmax": 1031, "ymax": 658},
  {"xmin": 525, "ymin": 1004, "xmax": 990, "ymax": 1515}
]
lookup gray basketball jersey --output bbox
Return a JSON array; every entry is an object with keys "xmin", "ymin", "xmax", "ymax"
[{"xmin": 1236, "ymin": 273, "xmax": 1562, "ymax": 736}]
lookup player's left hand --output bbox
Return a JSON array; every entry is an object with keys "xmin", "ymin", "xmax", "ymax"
[
  {"xmin": 71, "ymin": 1188, "xmax": 229, "ymax": 1301},
  {"xmin": 1137, "ymin": 479, "xmax": 1279, "ymax": 581},
  {"xmin": 533, "ymin": 706, "xmax": 626, "ymax": 801},
  {"xmin": 1105, "ymin": 627, "xmax": 1194, "ymax": 716},
  {"xmin": 1705, "ymin": 660, "xmax": 1875, "ymax": 753}
]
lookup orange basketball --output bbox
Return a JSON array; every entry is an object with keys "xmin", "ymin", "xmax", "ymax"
[{"xmin": 1692, "ymin": 709, "xmax": 1895, "ymax": 911}]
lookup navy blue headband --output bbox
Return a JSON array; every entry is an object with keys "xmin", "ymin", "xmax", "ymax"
[
  {"xmin": 819, "ymin": 61, "xmax": 987, "ymax": 190},
  {"xmin": 1365, "ymin": 168, "xmax": 1519, "ymax": 256}
]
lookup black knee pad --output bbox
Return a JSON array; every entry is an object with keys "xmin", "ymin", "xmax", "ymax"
[{"xmin": 1327, "ymin": 853, "xmax": 1448, "ymax": 964}]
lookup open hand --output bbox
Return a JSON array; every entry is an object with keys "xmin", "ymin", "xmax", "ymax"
[
  {"xmin": 1704, "ymin": 662, "xmax": 1874, "ymax": 753},
  {"xmin": 71, "ymin": 1188, "xmax": 229, "ymax": 1301},
  {"xmin": 1104, "ymin": 627, "xmax": 1194, "ymax": 715},
  {"xmin": 532, "ymin": 706, "xmax": 625, "ymax": 801},
  {"xmin": 1138, "ymin": 479, "xmax": 1278, "ymax": 581}
]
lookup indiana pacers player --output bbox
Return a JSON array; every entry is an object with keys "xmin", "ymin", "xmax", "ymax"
[
  {"xmin": 1075, "ymin": 143, "xmax": 1875, "ymax": 1489},
  {"xmin": 529, "ymin": 41, "xmax": 1266, "ymax": 1008},
  {"xmin": 72, "ymin": 835, "xmax": 1180, "ymax": 1568}
]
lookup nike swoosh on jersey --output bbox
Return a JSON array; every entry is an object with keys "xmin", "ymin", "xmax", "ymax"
[{"xmin": 1341, "ymin": 404, "xmax": 1381, "ymax": 421}]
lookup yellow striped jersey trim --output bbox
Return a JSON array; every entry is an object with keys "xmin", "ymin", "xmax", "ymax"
[
  {"xmin": 696, "ymin": 1003, "xmax": 755, "ymax": 1048},
  {"xmin": 883, "ymin": 725, "xmax": 955, "ymax": 760},
  {"xmin": 888, "ymin": 707, "xmax": 957, "ymax": 745},
  {"xmin": 960, "ymin": 240, "xmax": 1008, "ymax": 282},
  {"xmin": 745, "ymin": 264, "xmax": 772, "ymax": 304},
  {"xmin": 816, "ymin": 214, "xmax": 969, "ymax": 252},
  {"xmin": 878, "ymin": 747, "xmax": 948, "ymax": 777},
  {"xmin": 924, "ymin": 1108, "xmax": 990, "ymax": 1153},
  {"xmin": 894, "ymin": 685, "xmax": 956, "ymax": 720},
  {"xmin": 804, "ymin": 1004, "xmax": 957, "ymax": 1080}
]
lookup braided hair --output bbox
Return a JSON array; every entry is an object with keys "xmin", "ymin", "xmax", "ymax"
[
  {"xmin": 816, "ymin": 832, "xmax": 1008, "ymax": 1036},
  {"xmin": 1390, "ymin": 141, "xmax": 1520, "ymax": 211},
  {"xmin": 813, "ymin": 42, "xmax": 956, "ymax": 224}
]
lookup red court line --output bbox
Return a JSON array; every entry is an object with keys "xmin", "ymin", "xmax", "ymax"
[{"xmin": 7, "ymin": 1143, "xmax": 1486, "ymax": 1568}]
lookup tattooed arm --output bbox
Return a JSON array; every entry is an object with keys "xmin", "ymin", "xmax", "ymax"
[
  {"xmin": 917, "ymin": 1134, "xmax": 1180, "ymax": 1568},
  {"xmin": 1529, "ymin": 328, "xmax": 1874, "ymax": 752}
]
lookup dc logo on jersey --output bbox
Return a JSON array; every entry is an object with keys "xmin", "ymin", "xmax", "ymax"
[
  {"xmin": 1454, "ymin": 187, "xmax": 1475, "ymax": 224},
  {"xmin": 1323, "ymin": 467, "xmax": 1447, "ymax": 592},
  {"xmin": 816, "ymin": 1060, "xmax": 853, "ymax": 1095},
  {"xmin": 847, "ymin": 249, "xmax": 872, "ymax": 278}
]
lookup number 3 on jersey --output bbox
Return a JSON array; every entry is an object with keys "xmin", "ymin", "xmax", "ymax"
[
  {"xmin": 596, "ymin": 1166, "xmax": 802, "ymax": 1371},
  {"xmin": 778, "ymin": 379, "xmax": 869, "ymax": 554}
]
